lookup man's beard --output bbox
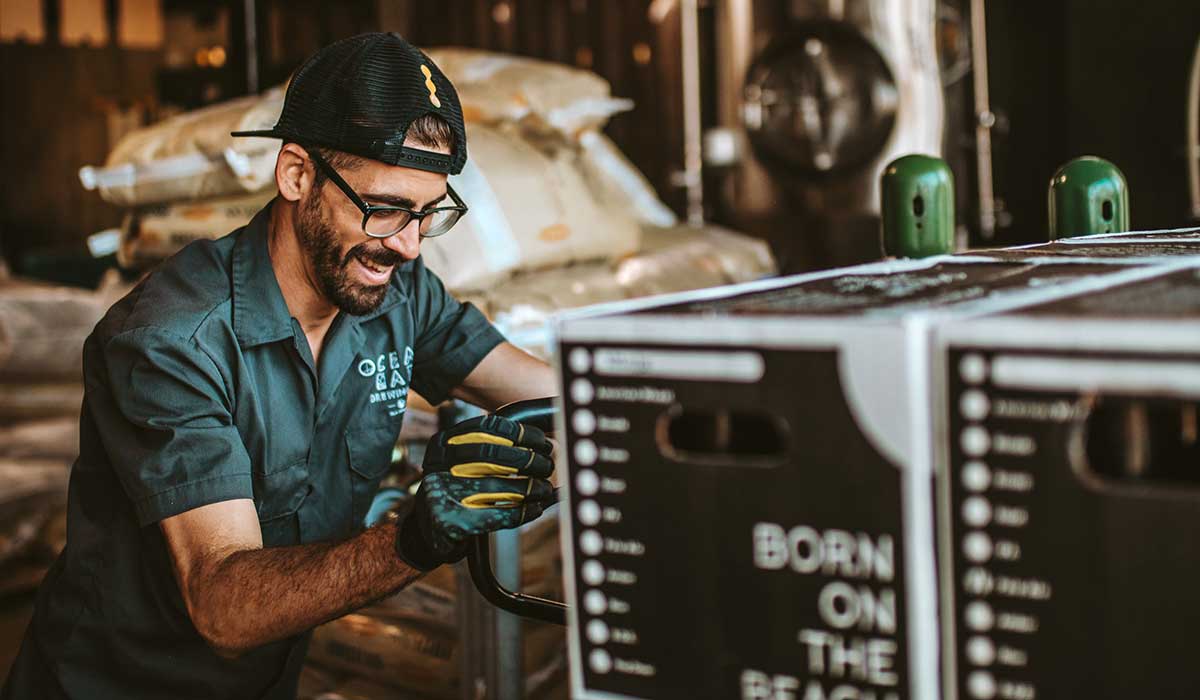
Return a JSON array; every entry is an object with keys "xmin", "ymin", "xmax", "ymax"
[{"xmin": 297, "ymin": 193, "xmax": 402, "ymax": 316}]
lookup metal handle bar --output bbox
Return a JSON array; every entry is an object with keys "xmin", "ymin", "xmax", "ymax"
[{"xmin": 465, "ymin": 397, "xmax": 568, "ymax": 626}]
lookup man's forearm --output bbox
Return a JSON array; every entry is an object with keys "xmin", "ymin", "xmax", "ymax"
[
  {"xmin": 452, "ymin": 341, "xmax": 557, "ymax": 410},
  {"xmin": 188, "ymin": 520, "xmax": 421, "ymax": 656}
]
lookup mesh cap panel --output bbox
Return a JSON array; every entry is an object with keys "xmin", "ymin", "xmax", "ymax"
[{"xmin": 232, "ymin": 32, "xmax": 467, "ymax": 174}]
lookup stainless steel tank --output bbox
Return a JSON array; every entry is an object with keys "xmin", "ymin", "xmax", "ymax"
[{"xmin": 710, "ymin": 0, "xmax": 943, "ymax": 270}]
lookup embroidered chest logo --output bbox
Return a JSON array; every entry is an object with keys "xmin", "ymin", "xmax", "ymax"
[{"xmin": 358, "ymin": 346, "xmax": 414, "ymax": 417}]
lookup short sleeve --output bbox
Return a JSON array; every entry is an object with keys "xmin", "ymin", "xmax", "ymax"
[
  {"xmin": 407, "ymin": 257, "xmax": 505, "ymax": 404},
  {"xmin": 93, "ymin": 327, "xmax": 254, "ymax": 526}
]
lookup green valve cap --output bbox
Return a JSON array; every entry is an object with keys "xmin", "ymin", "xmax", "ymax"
[
  {"xmin": 1048, "ymin": 156, "xmax": 1129, "ymax": 239},
  {"xmin": 880, "ymin": 154, "xmax": 955, "ymax": 259}
]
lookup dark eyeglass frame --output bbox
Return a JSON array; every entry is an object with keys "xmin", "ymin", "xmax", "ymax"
[{"xmin": 306, "ymin": 147, "xmax": 469, "ymax": 239}]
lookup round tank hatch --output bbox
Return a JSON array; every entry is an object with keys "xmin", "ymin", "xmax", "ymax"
[{"xmin": 743, "ymin": 21, "xmax": 898, "ymax": 180}]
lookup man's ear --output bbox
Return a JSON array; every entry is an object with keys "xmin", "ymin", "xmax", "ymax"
[{"xmin": 276, "ymin": 143, "xmax": 313, "ymax": 203}]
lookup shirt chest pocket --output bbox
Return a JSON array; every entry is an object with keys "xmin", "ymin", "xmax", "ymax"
[{"xmin": 345, "ymin": 424, "xmax": 401, "ymax": 528}]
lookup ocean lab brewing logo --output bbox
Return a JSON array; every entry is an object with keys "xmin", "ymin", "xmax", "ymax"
[{"xmin": 358, "ymin": 346, "xmax": 414, "ymax": 417}]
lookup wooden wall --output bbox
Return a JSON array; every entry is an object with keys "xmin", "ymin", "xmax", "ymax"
[
  {"xmin": 0, "ymin": 43, "xmax": 162, "ymax": 263},
  {"xmin": 982, "ymin": 0, "xmax": 1200, "ymax": 241}
]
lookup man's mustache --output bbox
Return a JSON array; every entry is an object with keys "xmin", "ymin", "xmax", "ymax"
[{"xmin": 344, "ymin": 242, "xmax": 403, "ymax": 269}]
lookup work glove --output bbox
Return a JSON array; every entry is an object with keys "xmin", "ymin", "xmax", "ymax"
[{"xmin": 395, "ymin": 415, "xmax": 556, "ymax": 571}]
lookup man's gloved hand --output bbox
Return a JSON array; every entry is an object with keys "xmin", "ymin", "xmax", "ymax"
[{"xmin": 395, "ymin": 415, "xmax": 556, "ymax": 571}]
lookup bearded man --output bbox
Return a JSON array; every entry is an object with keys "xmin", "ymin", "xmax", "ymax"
[{"xmin": 3, "ymin": 33, "xmax": 557, "ymax": 699}]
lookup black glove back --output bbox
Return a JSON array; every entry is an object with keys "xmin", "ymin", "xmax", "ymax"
[{"xmin": 396, "ymin": 414, "xmax": 556, "ymax": 571}]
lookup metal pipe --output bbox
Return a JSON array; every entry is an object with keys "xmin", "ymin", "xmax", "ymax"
[
  {"xmin": 714, "ymin": 0, "xmax": 752, "ymax": 128},
  {"xmin": 467, "ymin": 537, "xmax": 568, "ymax": 626},
  {"xmin": 1187, "ymin": 35, "xmax": 1200, "ymax": 220},
  {"xmin": 464, "ymin": 399, "xmax": 568, "ymax": 630},
  {"xmin": 494, "ymin": 529, "xmax": 523, "ymax": 700},
  {"xmin": 243, "ymin": 0, "xmax": 258, "ymax": 93},
  {"xmin": 455, "ymin": 563, "xmax": 488, "ymax": 700},
  {"xmin": 969, "ymin": 0, "xmax": 995, "ymax": 239},
  {"xmin": 680, "ymin": 0, "xmax": 705, "ymax": 226}
]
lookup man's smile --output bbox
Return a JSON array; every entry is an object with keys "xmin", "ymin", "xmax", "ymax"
[{"xmin": 352, "ymin": 254, "xmax": 394, "ymax": 285}]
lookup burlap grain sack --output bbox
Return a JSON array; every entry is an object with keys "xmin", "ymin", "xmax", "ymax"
[
  {"xmin": 425, "ymin": 48, "xmax": 632, "ymax": 140},
  {"xmin": 309, "ymin": 614, "xmax": 563, "ymax": 700},
  {"xmin": 308, "ymin": 614, "xmax": 458, "ymax": 699},
  {"xmin": 488, "ymin": 260, "xmax": 626, "ymax": 320},
  {"xmin": 0, "ymin": 382, "xmax": 84, "ymax": 421},
  {"xmin": 0, "ymin": 459, "xmax": 70, "ymax": 509},
  {"xmin": 424, "ymin": 124, "xmax": 640, "ymax": 293},
  {"xmin": 524, "ymin": 622, "xmax": 568, "ymax": 685},
  {"xmin": 613, "ymin": 223, "xmax": 776, "ymax": 298},
  {"xmin": 0, "ymin": 459, "xmax": 70, "ymax": 567},
  {"xmin": 80, "ymin": 85, "xmax": 285, "ymax": 206},
  {"xmin": 296, "ymin": 664, "xmax": 339, "ymax": 700},
  {"xmin": 482, "ymin": 260, "xmax": 625, "ymax": 358},
  {"xmin": 577, "ymin": 130, "xmax": 677, "ymax": 228},
  {"xmin": 482, "ymin": 224, "xmax": 776, "ymax": 358},
  {"xmin": 119, "ymin": 189, "xmax": 276, "ymax": 269},
  {"xmin": 0, "ymin": 417, "xmax": 79, "ymax": 460},
  {"xmin": 364, "ymin": 578, "xmax": 456, "ymax": 633},
  {"xmin": 518, "ymin": 516, "xmax": 564, "ymax": 598},
  {"xmin": 315, "ymin": 677, "xmax": 432, "ymax": 700},
  {"xmin": 0, "ymin": 273, "xmax": 128, "ymax": 380}
]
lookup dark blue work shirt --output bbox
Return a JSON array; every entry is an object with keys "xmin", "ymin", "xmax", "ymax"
[{"xmin": 2, "ymin": 202, "xmax": 503, "ymax": 699}]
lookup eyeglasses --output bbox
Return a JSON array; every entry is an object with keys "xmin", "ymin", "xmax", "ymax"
[{"xmin": 307, "ymin": 148, "xmax": 468, "ymax": 239}]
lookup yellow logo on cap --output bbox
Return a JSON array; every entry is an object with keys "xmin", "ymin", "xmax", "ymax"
[{"xmin": 420, "ymin": 65, "xmax": 441, "ymax": 108}]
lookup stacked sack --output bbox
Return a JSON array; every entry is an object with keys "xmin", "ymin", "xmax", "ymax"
[
  {"xmin": 78, "ymin": 84, "xmax": 287, "ymax": 269},
  {"xmin": 0, "ymin": 268, "xmax": 128, "ymax": 595},
  {"xmin": 460, "ymin": 223, "xmax": 776, "ymax": 360},
  {"xmin": 78, "ymin": 49, "xmax": 656, "ymax": 291}
]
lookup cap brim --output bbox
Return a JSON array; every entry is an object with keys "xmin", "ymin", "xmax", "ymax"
[{"xmin": 230, "ymin": 129, "xmax": 284, "ymax": 138}]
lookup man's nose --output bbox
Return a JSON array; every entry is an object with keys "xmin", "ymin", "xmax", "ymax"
[{"xmin": 380, "ymin": 218, "xmax": 421, "ymax": 260}]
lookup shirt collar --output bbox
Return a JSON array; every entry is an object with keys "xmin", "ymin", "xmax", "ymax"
[
  {"xmin": 232, "ymin": 201, "xmax": 297, "ymax": 347},
  {"xmin": 231, "ymin": 200, "xmax": 409, "ymax": 346}
]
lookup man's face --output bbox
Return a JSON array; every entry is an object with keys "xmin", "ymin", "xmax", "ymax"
[{"xmin": 296, "ymin": 142, "xmax": 451, "ymax": 315}]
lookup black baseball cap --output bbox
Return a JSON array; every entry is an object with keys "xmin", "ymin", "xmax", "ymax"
[{"xmin": 232, "ymin": 32, "xmax": 468, "ymax": 175}]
